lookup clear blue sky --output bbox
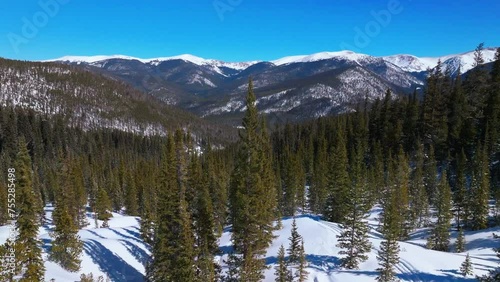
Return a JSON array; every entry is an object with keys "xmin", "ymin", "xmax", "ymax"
[{"xmin": 1, "ymin": 0, "xmax": 499, "ymax": 62}]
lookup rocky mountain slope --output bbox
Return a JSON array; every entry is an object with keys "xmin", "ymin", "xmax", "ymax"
[{"xmin": 48, "ymin": 48, "xmax": 498, "ymax": 123}]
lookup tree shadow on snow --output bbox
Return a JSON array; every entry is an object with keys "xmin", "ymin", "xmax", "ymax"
[
  {"xmin": 466, "ymin": 237, "xmax": 498, "ymax": 251},
  {"xmin": 83, "ymin": 239, "xmax": 144, "ymax": 282},
  {"xmin": 397, "ymin": 271, "xmax": 477, "ymax": 282},
  {"xmin": 266, "ymin": 254, "xmax": 340, "ymax": 274},
  {"xmin": 85, "ymin": 230, "xmax": 107, "ymax": 239},
  {"xmin": 41, "ymin": 238, "xmax": 51, "ymax": 253},
  {"xmin": 119, "ymin": 239, "xmax": 150, "ymax": 266},
  {"xmin": 219, "ymin": 245, "xmax": 234, "ymax": 255},
  {"xmin": 108, "ymin": 228, "xmax": 144, "ymax": 245}
]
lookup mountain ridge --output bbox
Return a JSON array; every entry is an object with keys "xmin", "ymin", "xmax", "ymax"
[
  {"xmin": 47, "ymin": 47, "xmax": 499, "ymax": 74},
  {"xmin": 43, "ymin": 47, "xmax": 499, "ymax": 124}
]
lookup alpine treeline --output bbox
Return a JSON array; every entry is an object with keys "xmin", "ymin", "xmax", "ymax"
[{"xmin": 0, "ymin": 45, "xmax": 499, "ymax": 281}]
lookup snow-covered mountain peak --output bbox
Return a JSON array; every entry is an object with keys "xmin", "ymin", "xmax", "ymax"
[
  {"xmin": 48, "ymin": 54, "xmax": 260, "ymax": 71},
  {"xmin": 271, "ymin": 50, "xmax": 372, "ymax": 66},
  {"xmin": 383, "ymin": 47, "xmax": 498, "ymax": 73},
  {"xmin": 48, "ymin": 55, "xmax": 144, "ymax": 64}
]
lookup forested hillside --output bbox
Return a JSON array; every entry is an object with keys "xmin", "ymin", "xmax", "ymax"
[{"xmin": 0, "ymin": 58, "xmax": 236, "ymax": 142}]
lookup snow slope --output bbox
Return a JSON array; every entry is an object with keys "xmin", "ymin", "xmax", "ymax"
[{"xmin": 1, "ymin": 206, "xmax": 498, "ymax": 281}]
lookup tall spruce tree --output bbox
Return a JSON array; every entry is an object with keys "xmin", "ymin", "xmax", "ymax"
[
  {"xmin": 146, "ymin": 133, "xmax": 196, "ymax": 282},
  {"xmin": 192, "ymin": 153, "xmax": 219, "ymax": 282},
  {"xmin": 95, "ymin": 188, "xmax": 112, "ymax": 227},
  {"xmin": 324, "ymin": 125, "xmax": 350, "ymax": 223},
  {"xmin": 427, "ymin": 171, "xmax": 452, "ymax": 252},
  {"xmin": 124, "ymin": 171, "xmax": 139, "ymax": 216},
  {"xmin": 228, "ymin": 79, "xmax": 277, "ymax": 281},
  {"xmin": 50, "ymin": 155, "xmax": 83, "ymax": 272},
  {"xmin": 336, "ymin": 144, "xmax": 372, "ymax": 269},
  {"xmin": 377, "ymin": 159, "xmax": 401, "ymax": 282},
  {"xmin": 49, "ymin": 203, "xmax": 83, "ymax": 272},
  {"xmin": 393, "ymin": 147, "xmax": 411, "ymax": 239},
  {"xmin": 15, "ymin": 138, "xmax": 45, "ymax": 281},
  {"xmin": 309, "ymin": 137, "xmax": 328, "ymax": 214},
  {"xmin": 410, "ymin": 142, "xmax": 430, "ymax": 228},
  {"xmin": 470, "ymin": 144, "xmax": 490, "ymax": 230},
  {"xmin": 454, "ymin": 149, "xmax": 469, "ymax": 229},
  {"xmin": 287, "ymin": 218, "xmax": 302, "ymax": 265}
]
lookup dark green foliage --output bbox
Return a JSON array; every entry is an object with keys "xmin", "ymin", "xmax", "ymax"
[
  {"xmin": 454, "ymin": 149, "xmax": 469, "ymax": 229},
  {"xmin": 49, "ymin": 204, "xmax": 83, "ymax": 272},
  {"xmin": 324, "ymin": 126, "xmax": 350, "ymax": 223},
  {"xmin": 274, "ymin": 245, "xmax": 292, "ymax": 282},
  {"xmin": 460, "ymin": 253, "xmax": 473, "ymax": 277},
  {"xmin": 470, "ymin": 144, "xmax": 490, "ymax": 230},
  {"xmin": 191, "ymin": 153, "xmax": 219, "ymax": 281},
  {"xmin": 336, "ymin": 144, "xmax": 372, "ymax": 269},
  {"xmin": 287, "ymin": 218, "xmax": 302, "ymax": 265},
  {"xmin": 124, "ymin": 172, "xmax": 139, "ymax": 216},
  {"xmin": 309, "ymin": 137, "xmax": 328, "ymax": 214},
  {"xmin": 15, "ymin": 138, "xmax": 45, "ymax": 281},
  {"xmin": 410, "ymin": 142, "xmax": 429, "ymax": 228},
  {"xmin": 228, "ymin": 79, "xmax": 277, "ymax": 280},
  {"xmin": 377, "ymin": 159, "xmax": 401, "ymax": 282},
  {"xmin": 427, "ymin": 172, "xmax": 452, "ymax": 252},
  {"xmin": 296, "ymin": 240, "xmax": 308, "ymax": 282},
  {"xmin": 456, "ymin": 228, "xmax": 466, "ymax": 253},
  {"xmin": 95, "ymin": 188, "xmax": 112, "ymax": 227},
  {"xmin": 146, "ymin": 133, "xmax": 196, "ymax": 282}
]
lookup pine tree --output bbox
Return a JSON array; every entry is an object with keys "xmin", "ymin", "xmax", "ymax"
[
  {"xmin": 393, "ymin": 146, "xmax": 411, "ymax": 239},
  {"xmin": 228, "ymin": 79, "xmax": 277, "ymax": 281},
  {"xmin": 410, "ymin": 142, "xmax": 429, "ymax": 228},
  {"xmin": 454, "ymin": 149, "xmax": 469, "ymax": 229},
  {"xmin": 470, "ymin": 144, "xmax": 490, "ymax": 230},
  {"xmin": 324, "ymin": 125, "xmax": 350, "ymax": 223},
  {"xmin": 124, "ymin": 171, "xmax": 139, "ymax": 216},
  {"xmin": 287, "ymin": 218, "xmax": 302, "ymax": 265},
  {"xmin": 460, "ymin": 253, "xmax": 473, "ymax": 277},
  {"xmin": 309, "ymin": 137, "xmax": 328, "ymax": 214},
  {"xmin": 15, "ymin": 138, "xmax": 45, "ymax": 281},
  {"xmin": 296, "ymin": 239, "xmax": 308, "ymax": 282},
  {"xmin": 192, "ymin": 153, "xmax": 219, "ymax": 282},
  {"xmin": 49, "ymin": 203, "xmax": 83, "ymax": 272},
  {"xmin": 274, "ymin": 245, "xmax": 292, "ymax": 282},
  {"xmin": 71, "ymin": 159, "xmax": 87, "ymax": 228},
  {"xmin": 456, "ymin": 228, "xmax": 466, "ymax": 253},
  {"xmin": 95, "ymin": 188, "xmax": 112, "ymax": 227},
  {"xmin": 424, "ymin": 145, "xmax": 438, "ymax": 205},
  {"xmin": 427, "ymin": 171, "xmax": 452, "ymax": 252},
  {"xmin": 336, "ymin": 144, "xmax": 372, "ymax": 269},
  {"xmin": 146, "ymin": 133, "xmax": 196, "ymax": 282},
  {"xmin": 376, "ymin": 165, "xmax": 401, "ymax": 282}
]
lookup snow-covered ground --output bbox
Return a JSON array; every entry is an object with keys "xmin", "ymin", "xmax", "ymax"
[{"xmin": 1, "ymin": 206, "xmax": 498, "ymax": 281}]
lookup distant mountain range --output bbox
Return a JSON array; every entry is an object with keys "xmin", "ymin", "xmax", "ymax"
[{"xmin": 46, "ymin": 47, "xmax": 498, "ymax": 124}]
